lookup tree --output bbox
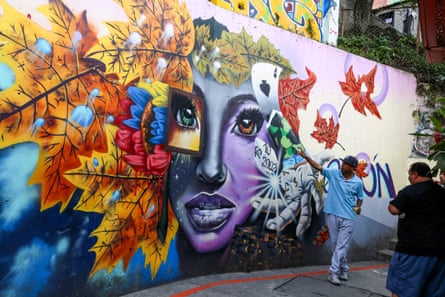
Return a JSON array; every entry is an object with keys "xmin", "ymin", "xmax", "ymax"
[{"xmin": 353, "ymin": 0, "xmax": 373, "ymax": 33}]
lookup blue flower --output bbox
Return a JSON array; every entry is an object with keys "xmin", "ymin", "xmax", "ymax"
[
  {"xmin": 71, "ymin": 105, "xmax": 94, "ymax": 127},
  {"xmin": 88, "ymin": 88, "xmax": 100, "ymax": 101},
  {"xmin": 35, "ymin": 38, "xmax": 52, "ymax": 55},
  {"xmin": 123, "ymin": 86, "xmax": 152, "ymax": 130},
  {"xmin": 109, "ymin": 190, "xmax": 121, "ymax": 204},
  {"xmin": 149, "ymin": 107, "xmax": 167, "ymax": 144},
  {"xmin": 32, "ymin": 118, "xmax": 45, "ymax": 135},
  {"xmin": 0, "ymin": 62, "xmax": 15, "ymax": 91}
]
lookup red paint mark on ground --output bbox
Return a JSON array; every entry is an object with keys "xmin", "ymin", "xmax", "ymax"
[{"xmin": 171, "ymin": 264, "xmax": 389, "ymax": 297}]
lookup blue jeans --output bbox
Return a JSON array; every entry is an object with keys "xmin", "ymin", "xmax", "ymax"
[
  {"xmin": 326, "ymin": 213, "xmax": 354, "ymax": 275},
  {"xmin": 386, "ymin": 251, "xmax": 445, "ymax": 297}
]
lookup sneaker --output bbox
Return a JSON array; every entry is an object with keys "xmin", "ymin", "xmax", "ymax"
[
  {"xmin": 339, "ymin": 271, "xmax": 349, "ymax": 281},
  {"xmin": 328, "ymin": 274, "xmax": 341, "ymax": 285}
]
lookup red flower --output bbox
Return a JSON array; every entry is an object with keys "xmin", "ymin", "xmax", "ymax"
[
  {"xmin": 115, "ymin": 94, "xmax": 171, "ymax": 175},
  {"xmin": 146, "ymin": 145, "xmax": 171, "ymax": 176},
  {"xmin": 314, "ymin": 225, "xmax": 329, "ymax": 246},
  {"xmin": 339, "ymin": 65, "xmax": 382, "ymax": 119}
]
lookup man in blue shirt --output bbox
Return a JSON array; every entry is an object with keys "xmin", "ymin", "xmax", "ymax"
[{"xmin": 299, "ymin": 151, "xmax": 364, "ymax": 285}]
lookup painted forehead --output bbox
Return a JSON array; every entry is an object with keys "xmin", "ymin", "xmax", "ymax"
[{"xmin": 192, "ymin": 80, "xmax": 259, "ymax": 110}]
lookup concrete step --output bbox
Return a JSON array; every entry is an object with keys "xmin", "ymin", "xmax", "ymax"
[
  {"xmin": 388, "ymin": 238, "xmax": 397, "ymax": 250},
  {"xmin": 376, "ymin": 249, "xmax": 394, "ymax": 263}
]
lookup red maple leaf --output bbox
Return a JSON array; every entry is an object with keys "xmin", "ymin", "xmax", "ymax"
[
  {"xmin": 356, "ymin": 161, "xmax": 369, "ymax": 178},
  {"xmin": 310, "ymin": 110, "xmax": 340, "ymax": 149},
  {"xmin": 279, "ymin": 67, "xmax": 317, "ymax": 135},
  {"xmin": 339, "ymin": 65, "xmax": 381, "ymax": 119}
]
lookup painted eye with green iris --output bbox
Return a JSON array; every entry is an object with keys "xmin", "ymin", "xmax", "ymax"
[
  {"xmin": 166, "ymin": 89, "xmax": 203, "ymax": 154},
  {"xmin": 232, "ymin": 108, "xmax": 264, "ymax": 137},
  {"xmin": 173, "ymin": 95, "xmax": 199, "ymax": 129}
]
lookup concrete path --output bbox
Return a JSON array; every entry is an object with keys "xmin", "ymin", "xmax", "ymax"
[{"xmin": 122, "ymin": 260, "xmax": 391, "ymax": 297}]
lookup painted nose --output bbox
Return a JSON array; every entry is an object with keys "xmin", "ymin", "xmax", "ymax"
[{"xmin": 196, "ymin": 156, "xmax": 227, "ymax": 186}]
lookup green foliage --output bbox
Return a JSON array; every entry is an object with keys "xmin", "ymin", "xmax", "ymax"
[
  {"xmin": 338, "ymin": 33, "xmax": 445, "ymax": 96},
  {"xmin": 338, "ymin": 31, "xmax": 445, "ymax": 174},
  {"xmin": 428, "ymin": 98, "xmax": 445, "ymax": 175}
]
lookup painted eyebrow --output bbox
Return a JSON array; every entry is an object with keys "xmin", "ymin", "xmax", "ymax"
[{"xmin": 226, "ymin": 94, "xmax": 258, "ymax": 112}]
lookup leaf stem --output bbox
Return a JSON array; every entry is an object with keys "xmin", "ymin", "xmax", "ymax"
[{"xmin": 338, "ymin": 96, "xmax": 351, "ymax": 119}]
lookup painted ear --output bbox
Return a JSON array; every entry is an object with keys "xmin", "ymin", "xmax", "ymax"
[{"xmin": 251, "ymin": 62, "xmax": 282, "ymax": 116}]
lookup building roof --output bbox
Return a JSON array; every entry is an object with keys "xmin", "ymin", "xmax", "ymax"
[
  {"xmin": 372, "ymin": 0, "xmax": 406, "ymax": 10},
  {"xmin": 418, "ymin": 0, "xmax": 445, "ymax": 63}
]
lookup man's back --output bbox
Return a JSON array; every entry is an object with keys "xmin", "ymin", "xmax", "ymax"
[{"xmin": 392, "ymin": 180, "xmax": 445, "ymax": 257}]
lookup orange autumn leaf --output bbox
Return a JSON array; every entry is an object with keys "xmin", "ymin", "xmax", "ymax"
[
  {"xmin": 278, "ymin": 67, "xmax": 317, "ymax": 135},
  {"xmin": 339, "ymin": 65, "xmax": 382, "ymax": 119},
  {"xmin": 1, "ymin": 0, "xmax": 182, "ymax": 280},
  {"xmin": 86, "ymin": 176, "xmax": 178, "ymax": 278},
  {"xmin": 64, "ymin": 121, "xmax": 177, "ymax": 279},
  {"xmin": 0, "ymin": 0, "xmax": 125, "ymax": 211},
  {"xmin": 86, "ymin": 0, "xmax": 194, "ymax": 90},
  {"xmin": 310, "ymin": 109, "xmax": 340, "ymax": 149}
]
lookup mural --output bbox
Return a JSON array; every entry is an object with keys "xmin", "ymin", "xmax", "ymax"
[
  {"xmin": 0, "ymin": 0, "xmax": 417, "ymax": 296},
  {"xmin": 210, "ymin": 0, "xmax": 340, "ymax": 45}
]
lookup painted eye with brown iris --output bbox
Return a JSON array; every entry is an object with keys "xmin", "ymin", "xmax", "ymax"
[{"xmin": 232, "ymin": 108, "xmax": 264, "ymax": 137}]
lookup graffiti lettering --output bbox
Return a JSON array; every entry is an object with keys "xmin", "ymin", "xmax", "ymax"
[
  {"xmin": 364, "ymin": 163, "xmax": 396, "ymax": 198},
  {"xmin": 254, "ymin": 145, "xmax": 262, "ymax": 159},
  {"xmin": 328, "ymin": 159, "xmax": 396, "ymax": 198},
  {"xmin": 261, "ymin": 155, "xmax": 278, "ymax": 173},
  {"xmin": 249, "ymin": 0, "xmax": 321, "ymax": 40},
  {"xmin": 262, "ymin": 141, "xmax": 272, "ymax": 155}
]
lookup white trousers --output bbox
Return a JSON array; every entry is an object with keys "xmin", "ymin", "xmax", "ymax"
[{"xmin": 326, "ymin": 213, "xmax": 354, "ymax": 275}]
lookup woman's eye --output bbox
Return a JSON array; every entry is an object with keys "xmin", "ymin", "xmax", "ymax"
[
  {"xmin": 176, "ymin": 106, "xmax": 197, "ymax": 128},
  {"xmin": 232, "ymin": 108, "xmax": 264, "ymax": 136}
]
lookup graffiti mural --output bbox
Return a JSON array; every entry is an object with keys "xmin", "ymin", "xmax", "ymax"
[
  {"xmin": 0, "ymin": 0, "xmax": 417, "ymax": 296},
  {"xmin": 210, "ymin": 0, "xmax": 340, "ymax": 44}
]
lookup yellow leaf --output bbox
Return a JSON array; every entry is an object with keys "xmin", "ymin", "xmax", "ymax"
[
  {"xmin": 86, "ymin": 0, "xmax": 194, "ymax": 90},
  {"xmin": 140, "ymin": 202, "xmax": 178, "ymax": 279}
]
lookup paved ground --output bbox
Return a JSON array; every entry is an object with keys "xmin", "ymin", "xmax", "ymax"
[{"xmin": 122, "ymin": 260, "xmax": 391, "ymax": 297}]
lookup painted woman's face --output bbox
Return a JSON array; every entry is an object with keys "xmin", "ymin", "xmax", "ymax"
[{"xmin": 168, "ymin": 70, "xmax": 271, "ymax": 252}]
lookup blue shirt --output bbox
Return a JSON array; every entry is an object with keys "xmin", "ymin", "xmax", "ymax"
[{"xmin": 322, "ymin": 167, "xmax": 365, "ymax": 220}]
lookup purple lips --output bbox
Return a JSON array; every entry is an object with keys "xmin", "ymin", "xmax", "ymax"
[{"xmin": 186, "ymin": 194, "xmax": 235, "ymax": 231}]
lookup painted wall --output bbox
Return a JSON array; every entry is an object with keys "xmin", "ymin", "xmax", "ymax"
[
  {"xmin": 0, "ymin": 0, "xmax": 418, "ymax": 296},
  {"xmin": 210, "ymin": 0, "xmax": 340, "ymax": 45}
]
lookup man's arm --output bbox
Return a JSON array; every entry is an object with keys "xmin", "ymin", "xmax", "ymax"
[
  {"xmin": 298, "ymin": 151, "xmax": 322, "ymax": 171},
  {"xmin": 354, "ymin": 199, "xmax": 363, "ymax": 214},
  {"xmin": 388, "ymin": 203, "xmax": 401, "ymax": 215}
]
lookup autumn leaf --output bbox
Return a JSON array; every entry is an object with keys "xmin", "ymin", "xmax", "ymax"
[
  {"xmin": 278, "ymin": 67, "xmax": 317, "ymax": 135},
  {"xmin": 310, "ymin": 109, "xmax": 340, "ymax": 149},
  {"xmin": 139, "ymin": 201, "xmax": 178, "ymax": 279},
  {"xmin": 86, "ymin": 0, "xmax": 194, "ymax": 91},
  {"xmin": 192, "ymin": 26, "xmax": 294, "ymax": 87},
  {"xmin": 339, "ymin": 65, "xmax": 382, "ymax": 119},
  {"xmin": 87, "ymin": 181, "xmax": 176, "ymax": 277},
  {"xmin": 64, "ymin": 125, "xmax": 135, "ymax": 213},
  {"xmin": 65, "ymin": 125, "xmax": 178, "ymax": 278},
  {"xmin": 0, "ymin": 0, "xmax": 125, "ymax": 210},
  {"xmin": 356, "ymin": 160, "xmax": 369, "ymax": 178}
]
